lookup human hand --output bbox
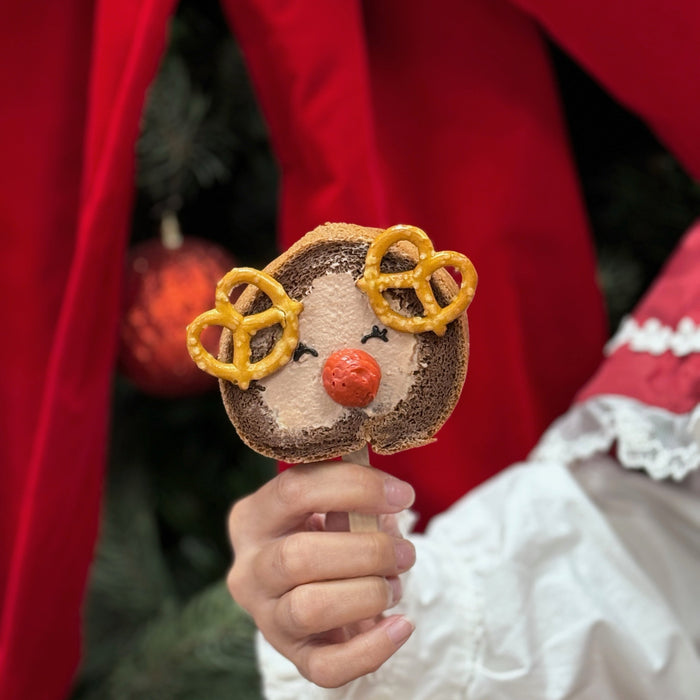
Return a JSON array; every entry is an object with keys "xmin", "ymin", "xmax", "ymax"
[{"xmin": 226, "ymin": 460, "xmax": 417, "ymax": 688}]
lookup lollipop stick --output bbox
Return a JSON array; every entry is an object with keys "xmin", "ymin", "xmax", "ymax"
[{"xmin": 342, "ymin": 445, "xmax": 379, "ymax": 532}]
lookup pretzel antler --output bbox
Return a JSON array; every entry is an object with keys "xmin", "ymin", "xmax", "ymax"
[
  {"xmin": 357, "ymin": 225, "xmax": 477, "ymax": 336},
  {"xmin": 186, "ymin": 268, "xmax": 303, "ymax": 389}
]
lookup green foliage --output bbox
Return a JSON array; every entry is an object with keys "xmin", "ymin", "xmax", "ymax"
[
  {"xmin": 130, "ymin": 0, "xmax": 279, "ymax": 268},
  {"xmin": 553, "ymin": 46, "xmax": 700, "ymax": 329},
  {"xmin": 137, "ymin": 51, "xmax": 237, "ymax": 207},
  {"xmin": 76, "ymin": 455, "xmax": 177, "ymax": 692},
  {"xmin": 79, "ymin": 581, "xmax": 261, "ymax": 700},
  {"xmin": 71, "ymin": 379, "xmax": 275, "ymax": 700},
  {"xmin": 589, "ymin": 154, "xmax": 700, "ymax": 327}
]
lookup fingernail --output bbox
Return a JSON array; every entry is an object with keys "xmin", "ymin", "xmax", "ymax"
[
  {"xmin": 388, "ymin": 576, "xmax": 402, "ymax": 606},
  {"xmin": 384, "ymin": 477, "xmax": 415, "ymax": 508},
  {"xmin": 394, "ymin": 539, "xmax": 416, "ymax": 571},
  {"xmin": 385, "ymin": 616, "xmax": 414, "ymax": 646}
]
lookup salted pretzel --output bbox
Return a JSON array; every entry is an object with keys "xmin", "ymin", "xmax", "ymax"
[
  {"xmin": 357, "ymin": 224, "xmax": 477, "ymax": 336},
  {"xmin": 186, "ymin": 268, "xmax": 303, "ymax": 390}
]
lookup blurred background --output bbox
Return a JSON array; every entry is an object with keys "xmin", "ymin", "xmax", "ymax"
[{"xmin": 68, "ymin": 0, "xmax": 700, "ymax": 698}]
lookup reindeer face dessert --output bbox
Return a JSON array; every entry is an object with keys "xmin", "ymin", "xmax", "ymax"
[{"xmin": 187, "ymin": 223, "xmax": 477, "ymax": 464}]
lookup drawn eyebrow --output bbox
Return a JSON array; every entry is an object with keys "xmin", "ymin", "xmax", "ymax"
[
  {"xmin": 361, "ymin": 325, "xmax": 389, "ymax": 343},
  {"xmin": 293, "ymin": 342, "xmax": 319, "ymax": 361}
]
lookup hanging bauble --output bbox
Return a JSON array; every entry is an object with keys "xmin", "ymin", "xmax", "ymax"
[{"xmin": 118, "ymin": 214, "xmax": 236, "ymax": 397}]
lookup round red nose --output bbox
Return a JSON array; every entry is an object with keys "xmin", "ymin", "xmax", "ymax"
[{"xmin": 322, "ymin": 348, "xmax": 382, "ymax": 407}]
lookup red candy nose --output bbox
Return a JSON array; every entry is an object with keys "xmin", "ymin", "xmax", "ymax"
[{"xmin": 322, "ymin": 348, "xmax": 381, "ymax": 407}]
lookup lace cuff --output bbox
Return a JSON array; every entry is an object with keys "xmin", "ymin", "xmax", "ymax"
[
  {"xmin": 531, "ymin": 395, "xmax": 700, "ymax": 481},
  {"xmin": 605, "ymin": 316, "xmax": 700, "ymax": 356}
]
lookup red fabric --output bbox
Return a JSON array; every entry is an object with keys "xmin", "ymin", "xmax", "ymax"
[
  {"xmin": 578, "ymin": 349, "xmax": 700, "ymax": 415},
  {"xmin": 224, "ymin": 0, "xmax": 607, "ymax": 526},
  {"xmin": 511, "ymin": 0, "xmax": 700, "ymax": 180},
  {"xmin": 225, "ymin": 0, "xmax": 700, "ymax": 525},
  {"xmin": 577, "ymin": 220, "xmax": 700, "ymax": 413},
  {"xmin": 0, "ymin": 1, "xmax": 175, "ymax": 698},
  {"xmin": 222, "ymin": 0, "xmax": 388, "ymax": 235}
]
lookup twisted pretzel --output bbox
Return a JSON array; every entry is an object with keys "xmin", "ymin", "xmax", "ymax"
[
  {"xmin": 186, "ymin": 268, "xmax": 303, "ymax": 389},
  {"xmin": 356, "ymin": 225, "xmax": 477, "ymax": 336}
]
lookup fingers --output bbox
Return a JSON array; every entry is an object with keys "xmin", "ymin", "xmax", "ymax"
[
  {"xmin": 295, "ymin": 615, "xmax": 415, "ymax": 688},
  {"xmin": 234, "ymin": 462, "xmax": 415, "ymax": 538},
  {"xmin": 276, "ymin": 576, "xmax": 397, "ymax": 637},
  {"xmin": 254, "ymin": 531, "xmax": 416, "ymax": 596},
  {"xmin": 226, "ymin": 461, "xmax": 417, "ymax": 686}
]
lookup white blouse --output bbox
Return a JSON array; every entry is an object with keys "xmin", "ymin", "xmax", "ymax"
[{"xmin": 256, "ymin": 395, "xmax": 700, "ymax": 699}]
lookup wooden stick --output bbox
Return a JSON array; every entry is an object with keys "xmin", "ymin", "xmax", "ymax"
[{"xmin": 342, "ymin": 445, "xmax": 379, "ymax": 532}]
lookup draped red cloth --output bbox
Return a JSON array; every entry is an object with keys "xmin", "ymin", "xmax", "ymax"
[
  {"xmin": 1, "ymin": 1, "xmax": 699, "ymax": 697},
  {"xmin": 0, "ymin": 1, "xmax": 177, "ymax": 697}
]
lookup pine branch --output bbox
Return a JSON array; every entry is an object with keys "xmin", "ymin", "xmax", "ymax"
[
  {"xmin": 84, "ymin": 581, "xmax": 262, "ymax": 700},
  {"xmin": 75, "ymin": 458, "xmax": 178, "ymax": 692},
  {"xmin": 137, "ymin": 52, "xmax": 238, "ymax": 208}
]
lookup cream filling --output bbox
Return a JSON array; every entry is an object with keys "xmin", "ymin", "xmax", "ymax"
[{"xmin": 259, "ymin": 272, "xmax": 418, "ymax": 430}]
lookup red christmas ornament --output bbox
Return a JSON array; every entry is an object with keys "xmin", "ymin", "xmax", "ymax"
[{"xmin": 118, "ymin": 219, "xmax": 236, "ymax": 397}]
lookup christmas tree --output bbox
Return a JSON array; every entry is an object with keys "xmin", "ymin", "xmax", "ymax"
[
  {"xmin": 70, "ymin": 1, "xmax": 700, "ymax": 698},
  {"xmin": 71, "ymin": 2, "xmax": 276, "ymax": 698}
]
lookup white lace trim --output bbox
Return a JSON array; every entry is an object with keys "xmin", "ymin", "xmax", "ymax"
[
  {"xmin": 531, "ymin": 395, "xmax": 700, "ymax": 481},
  {"xmin": 605, "ymin": 316, "xmax": 700, "ymax": 356}
]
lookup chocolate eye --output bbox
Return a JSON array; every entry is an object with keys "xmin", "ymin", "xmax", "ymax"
[
  {"xmin": 293, "ymin": 342, "xmax": 319, "ymax": 361},
  {"xmin": 361, "ymin": 325, "xmax": 389, "ymax": 344}
]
